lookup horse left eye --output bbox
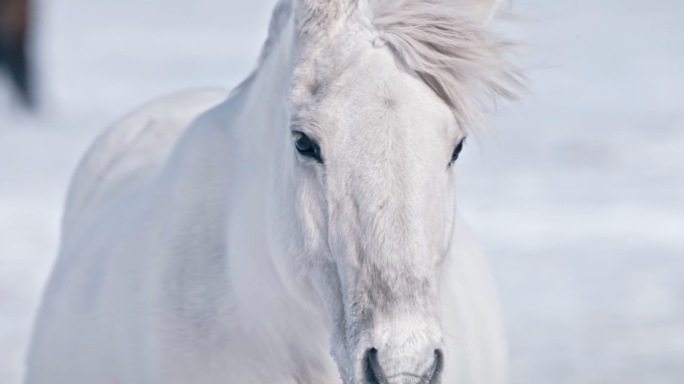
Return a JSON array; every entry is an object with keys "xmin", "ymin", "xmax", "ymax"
[
  {"xmin": 294, "ymin": 131, "xmax": 323, "ymax": 163},
  {"xmin": 449, "ymin": 138, "xmax": 466, "ymax": 166}
]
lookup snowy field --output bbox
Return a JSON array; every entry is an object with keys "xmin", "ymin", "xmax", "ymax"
[{"xmin": 1, "ymin": 1, "xmax": 683, "ymax": 383}]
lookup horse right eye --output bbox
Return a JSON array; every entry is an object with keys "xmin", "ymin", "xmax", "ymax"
[
  {"xmin": 294, "ymin": 131, "xmax": 323, "ymax": 163},
  {"xmin": 449, "ymin": 138, "xmax": 465, "ymax": 167}
]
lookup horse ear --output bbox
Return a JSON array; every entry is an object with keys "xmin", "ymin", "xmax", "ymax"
[{"xmin": 458, "ymin": 0, "xmax": 502, "ymax": 25}]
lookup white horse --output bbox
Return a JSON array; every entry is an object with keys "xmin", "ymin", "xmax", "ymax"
[{"xmin": 26, "ymin": 0, "xmax": 520, "ymax": 383}]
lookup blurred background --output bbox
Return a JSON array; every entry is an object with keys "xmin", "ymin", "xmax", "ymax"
[{"xmin": 0, "ymin": 0, "xmax": 682, "ymax": 383}]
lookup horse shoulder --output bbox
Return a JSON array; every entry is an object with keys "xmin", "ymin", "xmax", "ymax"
[{"xmin": 26, "ymin": 90, "xmax": 232, "ymax": 384}]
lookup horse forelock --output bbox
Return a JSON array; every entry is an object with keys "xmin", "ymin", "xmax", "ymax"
[{"xmin": 368, "ymin": 0, "xmax": 524, "ymax": 130}]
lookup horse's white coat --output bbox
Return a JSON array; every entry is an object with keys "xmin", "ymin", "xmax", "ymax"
[{"xmin": 26, "ymin": 1, "xmax": 517, "ymax": 383}]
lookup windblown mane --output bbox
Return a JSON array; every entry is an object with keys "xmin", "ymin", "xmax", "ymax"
[{"xmin": 368, "ymin": 0, "xmax": 522, "ymax": 128}]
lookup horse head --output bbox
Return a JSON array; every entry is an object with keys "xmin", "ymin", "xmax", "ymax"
[{"xmin": 267, "ymin": 1, "xmax": 519, "ymax": 383}]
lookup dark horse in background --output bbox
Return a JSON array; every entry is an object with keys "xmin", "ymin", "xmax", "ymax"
[{"xmin": 0, "ymin": 0, "xmax": 33, "ymax": 108}]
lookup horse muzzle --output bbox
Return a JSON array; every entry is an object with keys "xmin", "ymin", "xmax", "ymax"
[{"xmin": 348, "ymin": 320, "xmax": 444, "ymax": 384}]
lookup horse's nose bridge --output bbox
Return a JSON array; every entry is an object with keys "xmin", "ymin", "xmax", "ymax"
[
  {"xmin": 349, "ymin": 220, "xmax": 441, "ymax": 320},
  {"xmin": 350, "ymin": 258, "xmax": 443, "ymax": 345},
  {"xmin": 357, "ymin": 253, "xmax": 437, "ymax": 312}
]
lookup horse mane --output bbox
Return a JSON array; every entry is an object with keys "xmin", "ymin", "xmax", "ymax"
[{"xmin": 368, "ymin": 0, "xmax": 523, "ymax": 128}]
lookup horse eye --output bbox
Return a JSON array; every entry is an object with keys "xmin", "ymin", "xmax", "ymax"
[
  {"xmin": 294, "ymin": 131, "xmax": 323, "ymax": 163},
  {"xmin": 449, "ymin": 138, "xmax": 466, "ymax": 166}
]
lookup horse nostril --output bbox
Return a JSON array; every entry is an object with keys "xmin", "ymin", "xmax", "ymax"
[
  {"xmin": 426, "ymin": 349, "xmax": 444, "ymax": 384},
  {"xmin": 365, "ymin": 348, "xmax": 386, "ymax": 384}
]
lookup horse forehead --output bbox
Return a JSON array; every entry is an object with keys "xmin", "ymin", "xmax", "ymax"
[{"xmin": 297, "ymin": 46, "xmax": 455, "ymax": 144}]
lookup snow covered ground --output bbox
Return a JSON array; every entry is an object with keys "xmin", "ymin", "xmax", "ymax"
[{"xmin": 1, "ymin": 1, "xmax": 682, "ymax": 383}]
